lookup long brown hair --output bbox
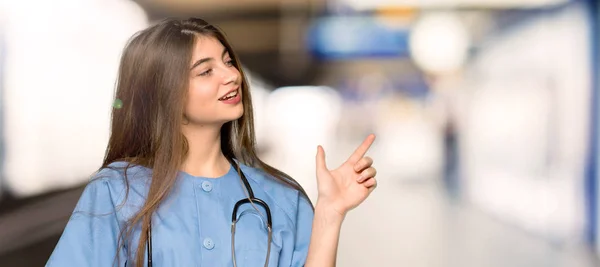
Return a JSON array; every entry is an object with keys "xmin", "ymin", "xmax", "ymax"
[{"xmin": 102, "ymin": 17, "xmax": 311, "ymax": 267}]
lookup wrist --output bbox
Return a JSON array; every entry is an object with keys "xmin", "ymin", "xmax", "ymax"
[{"xmin": 314, "ymin": 201, "xmax": 346, "ymax": 225}]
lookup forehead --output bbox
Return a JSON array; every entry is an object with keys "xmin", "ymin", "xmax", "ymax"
[{"xmin": 191, "ymin": 36, "xmax": 227, "ymax": 59}]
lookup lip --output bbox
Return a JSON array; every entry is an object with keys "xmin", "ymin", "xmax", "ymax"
[{"xmin": 218, "ymin": 87, "xmax": 240, "ymax": 100}]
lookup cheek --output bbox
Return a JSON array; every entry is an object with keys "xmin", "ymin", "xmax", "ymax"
[{"xmin": 185, "ymin": 80, "xmax": 218, "ymax": 117}]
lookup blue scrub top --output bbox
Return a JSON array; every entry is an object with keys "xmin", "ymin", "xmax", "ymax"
[{"xmin": 46, "ymin": 161, "xmax": 314, "ymax": 267}]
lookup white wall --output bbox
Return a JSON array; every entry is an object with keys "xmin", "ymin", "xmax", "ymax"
[
  {"xmin": 460, "ymin": 4, "xmax": 591, "ymax": 243},
  {"xmin": 1, "ymin": 0, "xmax": 148, "ymax": 197}
]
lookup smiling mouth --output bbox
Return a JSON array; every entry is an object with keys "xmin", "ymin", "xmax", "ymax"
[{"xmin": 219, "ymin": 89, "xmax": 239, "ymax": 101}]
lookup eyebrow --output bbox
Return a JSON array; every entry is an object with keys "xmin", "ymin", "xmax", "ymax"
[{"xmin": 190, "ymin": 48, "xmax": 229, "ymax": 70}]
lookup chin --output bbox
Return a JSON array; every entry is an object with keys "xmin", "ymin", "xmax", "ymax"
[
  {"xmin": 226, "ymin": 105, "xmax": 244, "ymax": 122},
  {"xmin": 233, "ymin": 107, "xmax": 244, "ymax": 120}
]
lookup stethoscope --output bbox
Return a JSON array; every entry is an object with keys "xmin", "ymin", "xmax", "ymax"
[{"xmin": 144, "ymin": 158, "xmax": 273, "ymax": 267}]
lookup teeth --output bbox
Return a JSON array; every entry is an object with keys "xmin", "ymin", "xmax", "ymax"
[{"xmin": 221, "ymin": 90, "xmax": 237, "ymax": 100}]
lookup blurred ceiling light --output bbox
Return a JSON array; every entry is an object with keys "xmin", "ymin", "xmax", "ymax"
[
  {"xmin": 375, "ymin": 6, "xmax": 417, "ymax": 18},
  {"xmin": 141, "ymin": 0, "xmax": 310, "ymax": 13},
  {"xmin": 374, "ymin": 7, "xmax": 417, "ymax": 29},
  {"xmin": 409, "ymin": 12, "xmax": 470, "ymax": 74},
  {"xmin": 341, "ymin": 0, "xmax": 569, "ymax": 10}
]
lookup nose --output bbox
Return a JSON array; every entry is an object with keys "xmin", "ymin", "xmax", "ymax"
[{"xmin": 221, "ymin": 66, "xmax": 239, "ymax": 85}]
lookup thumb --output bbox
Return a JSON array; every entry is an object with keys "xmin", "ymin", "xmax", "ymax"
[{"xmin": 316, "ymin": 145, "xmax": 328, "ymax": 172}]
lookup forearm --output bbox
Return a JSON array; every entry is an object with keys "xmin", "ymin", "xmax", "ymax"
[{"xmin": 305, "ymin": 202, "xmax": 345, "ymax": 267}]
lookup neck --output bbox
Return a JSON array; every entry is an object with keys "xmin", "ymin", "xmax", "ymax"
[{"xmin": 181, "ymin": 123, "xmax": 230, "ymax": 178}]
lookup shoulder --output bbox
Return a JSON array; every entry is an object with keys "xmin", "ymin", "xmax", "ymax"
[
  {"xmin": 77, "ymin": 161, "xmax": 151, "ymax": 210},
  {"xmin": 238, "ymin": 162, "xmax": 313, "ymax": 225},
  {"xmin": 91, "ymin": 161, "xmax": 151, "ymax": 186},
  {"xmin": 238, "ymin": 163, "xmax": 301, "ymax": 204}
]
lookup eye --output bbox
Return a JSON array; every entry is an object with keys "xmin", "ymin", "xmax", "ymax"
[
  {"xmin": 225, "ymin": 59, "xmax": 234, "ymax": 67},
  {"xmin": 199, "ymin": 68, "xmax": 213, "ymax": 76}
]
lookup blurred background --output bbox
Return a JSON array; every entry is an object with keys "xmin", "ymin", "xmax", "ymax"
[{"xmin": 1, "ymin": 0, "xmax": 600, "ymax": 266}]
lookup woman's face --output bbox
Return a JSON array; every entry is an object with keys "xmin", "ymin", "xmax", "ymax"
[{"xmin": 184, "ymin": 35, "xmax": 243, "ymax": 126}]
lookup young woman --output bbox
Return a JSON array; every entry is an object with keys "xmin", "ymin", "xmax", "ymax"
[{"xmin": 46, "ymin": 17, "xmax": 378, "ymax": 267}]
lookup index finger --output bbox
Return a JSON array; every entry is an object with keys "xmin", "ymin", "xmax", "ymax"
[{"xmin": 347, "ymin": 134, "xmax": 376, "ymax": 163}]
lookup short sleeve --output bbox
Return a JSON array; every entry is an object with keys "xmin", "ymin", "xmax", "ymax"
[
  {"xmin": 289, "ymin": 194, "xmax": 314, "ymax": 267},
  {"xmin": 46, "ymin": 175, "xmax": 126, "ymax": 267}
]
